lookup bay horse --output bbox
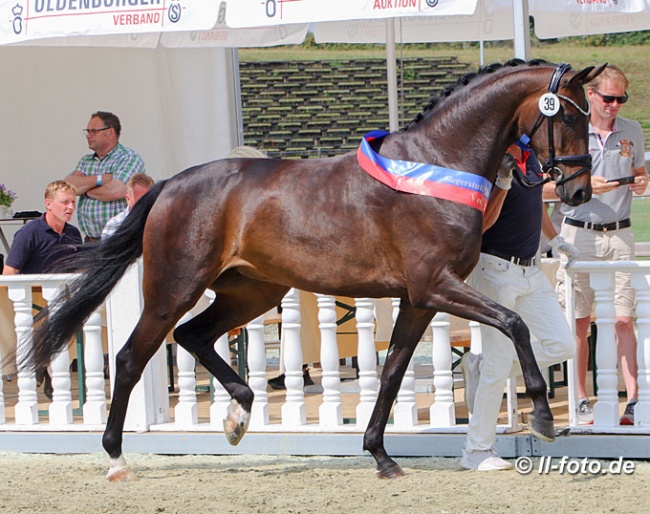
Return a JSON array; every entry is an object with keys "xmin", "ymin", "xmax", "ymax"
[{"xmin": 28, "ymin": 59, "xmax": 604, "ymax": 480}]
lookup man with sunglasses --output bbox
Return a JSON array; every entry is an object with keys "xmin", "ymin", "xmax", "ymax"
[
  {"xmin": 555, "ymin": 65, "xmax": 648, "ymax": 426},
  {"xmin": 64, "ymin": 111, "xmax": 145, "ymax": 242}
]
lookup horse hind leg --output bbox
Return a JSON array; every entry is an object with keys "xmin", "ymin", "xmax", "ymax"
[
  {"xmin": 173, "ymin": 272, "xmax": 290, "ymax": 445},
  {"xmin": 364, "ymin": 302, "xmax": 435, "ymax": 479}
]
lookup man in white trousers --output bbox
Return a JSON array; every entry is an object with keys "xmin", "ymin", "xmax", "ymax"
[{"xmin": 460, "ymin": 144, "xmax": 578, "ymax": 471}]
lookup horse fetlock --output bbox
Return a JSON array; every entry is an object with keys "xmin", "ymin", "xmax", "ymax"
[
  {"xmin": 107, "ymin": 455, "xmax": 137, "ymax": 482},
  {"xmin": 376, "ymin": 461, "xmax": 406, "ymax": 480},
  {"xmin": 223, "ymin": 400, "xmax": 251, "ymax": 446}
]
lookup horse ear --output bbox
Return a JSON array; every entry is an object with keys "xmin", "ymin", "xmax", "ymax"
[{"xmin": 568, "ymin": 63, "xmax": 608, "ymax": 86}]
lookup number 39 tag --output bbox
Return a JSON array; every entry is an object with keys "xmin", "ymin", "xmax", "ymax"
[{"xmin": 539, "ymin": 93, "xmax": 561, "ymax": 117}]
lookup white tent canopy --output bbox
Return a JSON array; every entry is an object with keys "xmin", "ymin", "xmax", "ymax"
[
  {"xmin": 0, "ymin": 45, "xmax": 241, "ymax": 217},
  {"xmin": 0, "ymin": 0, "xmax": 309, "ymax": 224}
]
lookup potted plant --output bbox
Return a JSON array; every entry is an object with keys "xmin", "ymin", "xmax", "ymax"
[{"xmin": 0, "ymin": 184, "xmax": 17, "ymax": 218}]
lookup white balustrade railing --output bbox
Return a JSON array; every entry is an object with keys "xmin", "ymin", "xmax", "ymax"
[
  {"xmin": 2, "ymin": 260, "xmax": 650, "ymax": 438},
  {"xmin": 566, "ymin": 261, "xmax": 650, "ymax": 431}
]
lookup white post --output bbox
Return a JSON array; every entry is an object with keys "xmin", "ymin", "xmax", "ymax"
[
  {"xmin": 355, "ymin": 298, "xmax": 378, "ymax": 429},
  {"xmin": 591, "ymin": 271, "xmax": 619, "ymax": 427},
  {"xmin": 632, "ymin": 270, "xmax": 650, "ymax": 426},
  {"xmin": 176, "ymin": 346, "xmax": 198, "ymax": 426},
  {"xmin": 9, "ymin": 284, "xmax": 38, "ymax": 425},
  {"xmin": 385, "ymin": 18, "xmax": 398, "ymax": 132},
  {"xmin": 42, "ymin": 283, "xmax": 73, "ymax": 425},
  {"xmin": 0, "ymin": 348, "xmax": 4, "ymax": 423},
  {"xmin": 394, "ymin": 298, "xmax": 417, "ymax": 428},
  {"xmin": 0, "ymin": 335, "xmax": 4, "ymax": 423},
  {"xmin": 82, "ymin": 308, "xmax": 107, "ymax": 424},
  {"xmin": 429, "ymin": 312, "xmax": 455, "ymax": 427},
  {"xmin": 246, "ymin": 315, "xmax": 270, "ymax": 428},
  {"xmin": 317, "ymin": 294, "xmax": 342, "ymax": 427},
  {"xmin": 174, "ymin": 312, "xmax": 198, "ymax": 426},
  {"xmin": 210, "ymin": 333, "xmax": 232, "ymax": 425},
  {"xmin": 512, "ymin": 0, "xmax": 531, "ymax": 60},
  {"xmin": 565, "ymin": 270, "xmax": 579, "ymax": 426},
  {"xmin": 105, "ymin": 261, "xmax": 169, "ymax": 431},
  {"xmin": 281, "ymin": 288, "xmax": 306, "ymax": 427}
]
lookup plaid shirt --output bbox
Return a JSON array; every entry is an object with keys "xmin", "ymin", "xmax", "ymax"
[{"xmin": 71, "ymin": 143, "xmax": 145, "ymax": 238}]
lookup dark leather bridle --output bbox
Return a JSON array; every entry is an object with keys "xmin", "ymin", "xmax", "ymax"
[{"xmin": 515, "ymin": 63, "xmax": 592, "ymax": 190}]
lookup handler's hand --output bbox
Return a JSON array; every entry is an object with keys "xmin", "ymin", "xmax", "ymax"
[
  {"xmin": 496, "ymin": 154, "xmax": 516, "ymax": 190},
  {"xmin": 550, "ymin": 235, "xmax": 579, "ymax": 268}
]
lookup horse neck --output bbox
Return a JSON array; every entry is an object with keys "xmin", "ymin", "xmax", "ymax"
[{"xmin": 388, "ymin": 66, "xmax": 551, "ymax": 180}]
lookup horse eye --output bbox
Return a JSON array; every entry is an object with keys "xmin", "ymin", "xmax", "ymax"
[{"xmin": 561, "ymin": 114, "xmax": 576, "ymax": 126}]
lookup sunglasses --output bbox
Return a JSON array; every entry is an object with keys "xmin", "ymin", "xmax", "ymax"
[{"xmin": 592, "ymin": 89, "xmax": 629, "ymax": 105}]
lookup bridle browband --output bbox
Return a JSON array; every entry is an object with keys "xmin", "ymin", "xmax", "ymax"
[{"xmin": 516, "ymin": 63, "xmax": 592, "ymax": 189}]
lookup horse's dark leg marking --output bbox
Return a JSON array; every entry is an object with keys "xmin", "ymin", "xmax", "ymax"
[{"xmin": 364, "ymin": 302, "xmax": 435, "ymax": 479}]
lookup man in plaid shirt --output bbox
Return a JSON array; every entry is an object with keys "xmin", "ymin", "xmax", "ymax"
[{"xmin": 65, "ymin": 111, "xmax": 145, "ymax": 241}]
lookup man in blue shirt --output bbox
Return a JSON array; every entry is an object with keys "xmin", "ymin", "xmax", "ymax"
[{"xmin": 3, "ymin": 180, "xmax": 82, "ymax": 397}]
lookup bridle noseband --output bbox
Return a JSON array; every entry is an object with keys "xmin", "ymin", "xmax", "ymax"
[{"xmin": 516, "ymin": 63, "xmax": 592, "ymax": 189}]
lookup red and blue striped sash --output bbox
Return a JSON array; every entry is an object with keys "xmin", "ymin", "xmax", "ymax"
[{"xmin": 357, "ymin": 131, "xmax": 492, "ymax": 213}]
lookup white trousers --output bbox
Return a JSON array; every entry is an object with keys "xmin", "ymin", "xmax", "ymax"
[{"xmin": 465, "ymin": 253, "xmax": 575, "ymax": 451}]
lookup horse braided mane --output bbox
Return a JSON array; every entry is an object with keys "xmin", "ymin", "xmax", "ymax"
[{"xmin": 402, "ymin": 58, "xmax": 549, "ymax": 131}]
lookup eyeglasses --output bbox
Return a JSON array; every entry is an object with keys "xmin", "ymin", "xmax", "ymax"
[
  {"xmin": 592, "ymin": 89, "xmax": 629, "ymax": 105},
  {"xmin": 82, "ymin": 127, "xmax": 111, "ymax": 136}
]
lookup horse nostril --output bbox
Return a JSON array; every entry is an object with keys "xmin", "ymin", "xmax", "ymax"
[{"xmin": 570, "ymin": 188, "xmax": 591, "ymax": 206}]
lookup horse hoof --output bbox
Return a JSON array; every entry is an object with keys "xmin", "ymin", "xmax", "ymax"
[
  {"xmin": 376, "ymin": 463, "xmax": 406, "ymax": 480},
  {"xmin": 223, "ymin": 400, "xmax": 251, "ymax": 446},
  {"xmin": 528, "ymin": 413, "xmax": 555, "ymax": 442},
  {"xmin": 107, "ymin": 467, "xmax": 138, "ymax": 482}
]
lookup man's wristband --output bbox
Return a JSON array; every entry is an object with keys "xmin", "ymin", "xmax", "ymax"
[{"xmin": 96, "ymin": 174, "xmax": 103, "ymax": 187}]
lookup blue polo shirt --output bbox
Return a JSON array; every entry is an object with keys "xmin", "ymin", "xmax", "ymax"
[
  {"xmin": 482, "ymin": 151, "xmax": 544, "ymax": 260},
  {"xmin": 5, "ymin": 215, "xmax": 82, "ymax": 273}
]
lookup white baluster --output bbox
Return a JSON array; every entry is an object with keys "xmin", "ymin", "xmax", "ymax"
[
  {"xmin": 82, "ymin": 309, "xmax": 107, "ymax": 424},
  {"xmin": 210, "ymin": 333, "xmax": 232, "ymax": 426},
  {"xmin": 591, "ymin": 271, "xmax": 619, "ymax": 427},
  {"xmin": 247, "ymin": 315, "xmax": 270, "ymax": 428},
  {"xmin": 174, "ymin": 311, "xmax": 197, "ymax": 426},
  {"xmin": 355, "ymin": 298, "xmax": 377, "ymax": 429},
  {"xmin": 394, "ymin": 298, "xmax": 418, "ymax": 429},
  {"xmin": 281, "ymin": 289, "xmax": 306, "ymax": 427},
  {"xmin": 429, "ymin": 312, "xmax": 455, "ymax": 427},
  {"xmin": 42, "ymin": 284, "xmax": 73, "ymax": 425},
  {"xmin": 317, "ymin": 294, "xmax": 342, "ymax": 427},
  {"xmin": 632, "ymin": 270, "xmax": 650, "ymax": 426},
  {"xmin": 0, "ymin": 328, "xmax": 5, "ymax": 424},
  {"xmin": 9, "ymin": 284, "xmax": 38, "ymax": 425}
]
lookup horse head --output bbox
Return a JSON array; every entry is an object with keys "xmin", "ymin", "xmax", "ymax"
[{"xmin": 518, "ymin": 62, "xmax": 607, "ymax": 206}]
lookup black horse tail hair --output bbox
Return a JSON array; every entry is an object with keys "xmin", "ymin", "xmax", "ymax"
[{"xmin": 24, "ymin": 179, "xmax": 168, "ymax": 372}]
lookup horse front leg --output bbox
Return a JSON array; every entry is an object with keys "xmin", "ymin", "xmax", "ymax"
[
  {"xmin": 364, "ymin": 303, "xmax": 435, "ymax": 479},
  {"xmin": 425, "ymin": 277, "xmax": 554, "ymax": 442}
]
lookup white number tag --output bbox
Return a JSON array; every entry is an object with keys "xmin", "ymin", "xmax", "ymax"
[{"xmin": 539, "ymin": 93, "xmax": 561, "ymax": 117}]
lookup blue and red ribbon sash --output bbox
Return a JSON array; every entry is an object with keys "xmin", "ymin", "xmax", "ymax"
[{"xmin": 357, "ymin": 130, "xmax": 492, "ymax": 213}]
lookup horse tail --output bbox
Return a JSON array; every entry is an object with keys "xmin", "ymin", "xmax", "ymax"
[{"xmin": 25, "ymin": 179, "xmax": 168, "ymax": 372}]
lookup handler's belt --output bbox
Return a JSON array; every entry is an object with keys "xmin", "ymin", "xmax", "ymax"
[
  {"xmin": 564, "ymin": 217, "xmax": 631, "ymax": 232},
  {"xmin": 482, "ymin": 249, "xmax": 536, "ymax": 267}
]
